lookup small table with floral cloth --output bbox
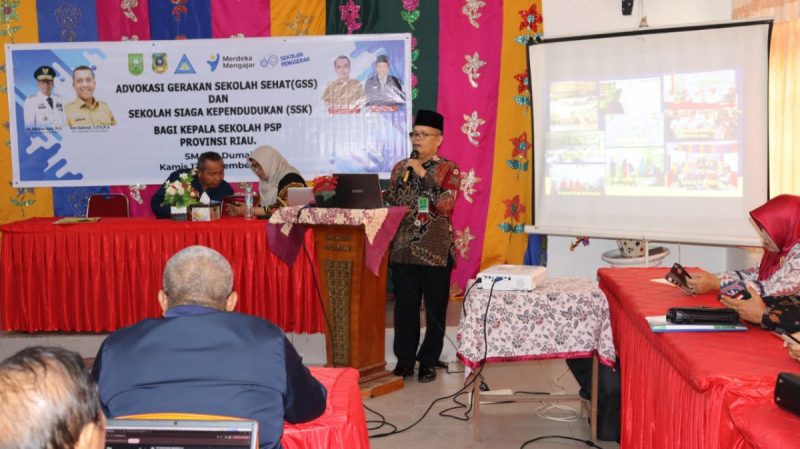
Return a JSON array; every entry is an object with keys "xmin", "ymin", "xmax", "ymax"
[{"xmin": 457, "ymin": 277, "xmax": 617, "ymax": 442}]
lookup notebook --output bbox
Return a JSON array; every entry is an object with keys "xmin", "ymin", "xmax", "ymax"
[
  {"xmin": 330, "ymin": 173, "xmax": 384, "ymax": 209},
  {"xmin": 105, "ymin": 419, "xmax": 258, "ymax": 449},
  {"xmin": 287, "ymin": 187, "xmax": 315, "ymax": 206}
]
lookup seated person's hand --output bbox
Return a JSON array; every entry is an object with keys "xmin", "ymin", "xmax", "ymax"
[
  {"xmin": 685, "ymin": 270, "xmax": 720, "ymax": 294},
  {"xmin": 719, "ymin": 285, "xmax": 766, "ymax": 324},
  {"xmin": 227, "ymin": 202, "xmax": 246, "ymax": 217},
  {"xmin": 785, "ymin": 333, "xmax": 800, "ymax": 362}
]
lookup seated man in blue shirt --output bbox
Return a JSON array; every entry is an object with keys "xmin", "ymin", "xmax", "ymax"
[
  {"xmin": 92, "ymin": 246, "xmax": 327, "ymax": 449},
  {"xmin": 151, "ymin": 151, "xmax": 234, "ymax": 218}
]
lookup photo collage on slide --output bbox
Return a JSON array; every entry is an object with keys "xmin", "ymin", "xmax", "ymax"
[{"xmin": 544, "ymin": 70, "xmax": 742, "ymax": 198}]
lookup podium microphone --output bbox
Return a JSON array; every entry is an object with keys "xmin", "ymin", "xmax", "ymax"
[{"xmin": 403, "ymin": 149, "xmax": 420, "ymax": 183}]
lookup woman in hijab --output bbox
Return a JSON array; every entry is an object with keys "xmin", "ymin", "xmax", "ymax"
[
  {"xmin": 228, "ymin": 145, "xmax": 305, "ymax": 218},
  {"xmin": 687, "ymin": 194, "xmax": 800, "ymax": 330}
]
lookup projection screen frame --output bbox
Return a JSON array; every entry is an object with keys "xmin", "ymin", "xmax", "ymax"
[{"xmin": 526, "ymin": 19, "xmax": 773, "ymax": 247}]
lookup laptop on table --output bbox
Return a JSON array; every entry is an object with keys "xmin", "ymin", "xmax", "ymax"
[
  {"xmin": 105, "ymin": 419, "xmax": 258, "ymax": 449},
  {"xmin": 328, "ymin": 173, "xmax": 384, "ymax": 209}
]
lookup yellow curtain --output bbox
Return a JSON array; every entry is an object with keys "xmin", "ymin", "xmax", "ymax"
[
  {"xmin": 0, "ymin": 2, "xmax": 53, "ymax": 224},
  {"xmin": 270, "ymin": 0, "xmax": 326, "ymax": 37},
  {"xmin": 767, "ymin": 19, "xmax": 800, "ymax": 195},
  {"xmin": 734, "ymin": 1, "xmax": 800, "ymax": 195}
]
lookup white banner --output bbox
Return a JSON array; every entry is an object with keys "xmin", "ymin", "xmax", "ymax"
[{"xmin": 6, "ymin": 34, "xmax": 412, "ymax": 187}]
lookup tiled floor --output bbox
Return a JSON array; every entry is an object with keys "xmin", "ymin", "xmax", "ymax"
[{"xmin": 365, "ymin": 360, "xmax": 619, "ymax": 449}]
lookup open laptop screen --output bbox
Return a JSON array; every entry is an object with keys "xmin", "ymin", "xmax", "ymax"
[{"xmin": 105, "ymin": 419, "xmax": 258, "ymax": 449}]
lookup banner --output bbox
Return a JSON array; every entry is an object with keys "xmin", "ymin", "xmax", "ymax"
[{"xmin": 7, "ymin": 34, "xmax": 411, "ymax": 187}]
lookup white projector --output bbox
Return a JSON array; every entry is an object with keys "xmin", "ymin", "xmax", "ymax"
[{"xmin": 477, "ymin": 264, "xmax": 548, "ymax": 291}]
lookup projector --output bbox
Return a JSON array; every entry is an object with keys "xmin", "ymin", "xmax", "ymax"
[{"xmin": 477, "ymin": 265, "xmax": 548, "ymax": 291}]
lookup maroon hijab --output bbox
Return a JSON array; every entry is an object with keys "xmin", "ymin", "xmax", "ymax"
[{"xmin": 749, "ymin": 194, "xmax": 800, "ymax": 280}]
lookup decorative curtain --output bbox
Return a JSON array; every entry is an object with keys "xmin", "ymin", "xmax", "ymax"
[
  {"xmin": 734, "ymin": 0, "xmax": 800, "ymax": 195},
  {"xmin": 0, "ymin": 0, "xmax": 547, "ymax": 291},
  {"xmin": 0, "ymin": 1, "xmax": 54, "ymax": 223}
]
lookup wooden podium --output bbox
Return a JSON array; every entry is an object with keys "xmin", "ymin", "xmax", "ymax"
[{"xmin": 311, "ymin": 224, "xmax": 404, "ymax": 398}]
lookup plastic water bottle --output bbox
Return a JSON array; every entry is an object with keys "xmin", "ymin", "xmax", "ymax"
[{"xmin": 244, "ymin": 184, "xmax": 255, "ymax": 220}]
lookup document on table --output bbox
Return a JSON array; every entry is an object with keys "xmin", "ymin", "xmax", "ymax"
[{"xmin": 53, "ymin": 217, "xmax": 101, "ymax": 224}]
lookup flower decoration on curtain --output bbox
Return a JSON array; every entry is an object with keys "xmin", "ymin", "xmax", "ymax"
[
  {"xmin": 498, "ymin": 194, "xmax": 526, "ymax": 234},
  {"xmin": 122, "ymin": 0, "xmax": 139, "ymax": 22},
  {"xmin": 0, "ymin": 0, "xmax": 21, "ymax": 38},
  {"xmin": 516, "ymin": 3, "xmax": 543, "ymax": 45},
  {"xmin": 461, "ymin": 110, "xmax": 486, "ymax": 146},
  {"xmin": 506, "ymin": 132, "xmax": 529, "ymax": 177},
  {"xmin": 55, "ymin": 2, "xmax": 81, "ymax": 42},
  {"xmin": 463, "ymin": 51, "xmax": 486, "ymax": 88},
  {"xmin": 454, "ymin": 226, "xmax": 475, "ymax": 259},
  {"xmin": 459, "ymin": 168, "xmax": 481, "ymax": 204},
  {"xmin": 401, "ymin": 0, "xmax": 420, "ymax": 30},
  {"xmin": 462, "ymin": 0, "xmax": 486, "ymax": 29},
  {"xmin": 171, "ymin": 0, "xmax": 188, "ymax": 21},
  {"xmin": 513, "ymin": 69, "xmax": 531, "ymax": 108},
  {"xmin": 160, "ymin": 170, "xmax": 199, "ymax": 208},
  {"xmin": 286, "ymin": 10, "xmax": 312, "ymax": 36},
  {"xmin": 339, "ymin": 0, "xmax": 362, "ymax": 34},
  {"xmin": 128, "ymin": 184, "xmax": 145, "ymax": 205},
  {"xmin": 10, "ymin": 187, "xmax": 35, "ymax": 216}
]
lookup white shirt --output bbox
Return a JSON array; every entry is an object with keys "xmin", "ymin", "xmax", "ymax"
[{"xmin": 23, "ymin": 90, "xmax": 65, "ymax": 129}]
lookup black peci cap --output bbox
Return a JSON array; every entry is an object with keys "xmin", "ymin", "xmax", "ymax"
[
  {"xmin": 413, "ymin": 109, "xmax": 444, "ymax": 133},
  {"xmin": 376, "ymin": 54, "xmax": 389, "ymax": 65},
  {"xmin": 33, "ymin": 66, "xmax": 56, "ymax": 81}
]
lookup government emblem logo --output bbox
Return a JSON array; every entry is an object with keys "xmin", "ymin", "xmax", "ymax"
[
  {"xmin": 152, "ymin": 53, "xmax": 168, "ymax": 74},
  {"xmin": 128, "ymin": 54, "xmax": 144, "ymax": 76},
  {"xmin": 175, "ymin": 54, "xmax": 196, "ymax": 75},
  {"xmin": 207, "ymin": 53, "xmax": 220, "ymax": 72}
]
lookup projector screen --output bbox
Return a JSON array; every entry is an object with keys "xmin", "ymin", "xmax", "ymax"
[{"xmin": 527, "ymin": 20, "xmax": 772, "ymax": 246}]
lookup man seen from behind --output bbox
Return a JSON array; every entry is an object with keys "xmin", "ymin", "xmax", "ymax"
[{"xmin": 92, "ymin": 245, "xmax": 327, "ymax": 449}]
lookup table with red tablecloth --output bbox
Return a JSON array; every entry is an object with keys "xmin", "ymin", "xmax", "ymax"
[
  {"xmin": 282, "ymin": 367, "xmax": 369, "ymax": 449},
  {"xmin": 598, "ymin": 268, "xmax": 800, "ymax": 449},
  {"xmin": 0, "ymin": 217, "xmax": 324, "ymax": 333}
]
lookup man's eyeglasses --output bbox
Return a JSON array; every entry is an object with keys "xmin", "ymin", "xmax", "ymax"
[{"xmin": 408, "ymin": 131, "xmax": 441, "ymax": 139}]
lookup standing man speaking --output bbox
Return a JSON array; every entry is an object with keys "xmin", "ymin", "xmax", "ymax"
[{"xmin": 384, "ymin": 110, "xmax": 460, "ymax": 383}]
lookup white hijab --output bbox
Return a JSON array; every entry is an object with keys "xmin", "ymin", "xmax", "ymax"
[{"xmin": 249, "ymin": 145, "xmax": 299, "ymax": 206}]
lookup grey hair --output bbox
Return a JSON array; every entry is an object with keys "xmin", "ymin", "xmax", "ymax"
[
  {"xmin": 0, "ymin": 346, "xmax": 103, "ymax": 449},
  {"xmin": 162, "ymin": 246, "xmax": 233, "ymax": 310}
]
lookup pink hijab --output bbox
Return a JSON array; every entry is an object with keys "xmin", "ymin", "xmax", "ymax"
[{"xmin": 749, "ymin": 194, "xmax": 800, "ymax": 280}]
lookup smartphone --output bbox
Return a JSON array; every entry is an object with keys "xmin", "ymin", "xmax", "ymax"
[
  {"xmin": 719, "ymin": 280, "xmax": 752, "ymax": 300},
  {"xmin": 665, "ymin": 263, "xmax": 693, "ymax": 294}
]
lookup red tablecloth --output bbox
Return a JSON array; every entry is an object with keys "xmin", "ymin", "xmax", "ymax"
[
  {"xmin": 728, "ymin": 401, "xmax": 800, "ymax": 449},
  {"xmin": 598, "ymin": 267, "xmax": 800, "ymax": 449},
  {"xmin": 0, "ymin": 217, "xmax": 324, "ymax": 333},
  {"xmin": 282, "ymin": 367, "xmax": 369, "ymax": 449}
]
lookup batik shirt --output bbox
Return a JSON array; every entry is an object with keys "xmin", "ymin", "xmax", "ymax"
[{"xmin": 384, "ymin": 155, "xmax": 459, "ymax": 267}]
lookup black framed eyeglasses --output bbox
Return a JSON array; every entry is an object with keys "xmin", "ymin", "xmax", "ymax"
[{"xmin": 408, "ymin": 131, "xmax": 441, "ymax": 139}]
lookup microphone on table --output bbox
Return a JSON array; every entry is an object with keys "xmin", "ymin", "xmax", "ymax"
[{"xmin": 403, "ymin": 149, "xmax": 420, "ymax": 183}]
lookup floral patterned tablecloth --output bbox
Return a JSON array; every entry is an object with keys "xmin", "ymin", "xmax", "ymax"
[
  {"xmin": 457, "ymin": 277, "xmax": 617, "ymax": 370},
  {"xmin": 267, "ymin": 206, "xmax": 406, "ymax": 275}
]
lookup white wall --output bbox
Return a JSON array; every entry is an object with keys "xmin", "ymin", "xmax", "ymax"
[{"xmin": 539, "ymin": 0, "xmax": 749, "ymax": 278}]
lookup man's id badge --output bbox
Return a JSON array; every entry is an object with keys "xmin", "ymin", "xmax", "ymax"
[{"xmin": 417, "ymin": 197, "xmax": 429, "ymax": 214}]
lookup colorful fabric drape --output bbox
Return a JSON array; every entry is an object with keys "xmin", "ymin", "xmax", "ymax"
[
  {"xmin": 0, "ymin": 1, "xmax": 548, "ymax": 289},
  {"xmin": 480, "ymin": 1, "xmax": 542, "ymax": 269},
  {"xmin": 35, "ymin": 0, "xmax": 98, "ymax": 43},
  {"xmin": 149, "ymin": 0, "xmax": 212, "ymax": 40},
  {"xmin": 270, "ymin": 0, "xmax": 326, "ymax": 37},
  {"xmin": 211, "ymin": 0, "xmax": 270, "ymax": 38},
  {"xmin": 96, "ymin": 0, "xmax": 152, "ymax": 41},
  {"xmin": 436, "ymin": 0, "xmax": 501, "ymax": 294},
  {"xmin": 0, "ymin": 1, "xmax": 54, "ymax": 224}
]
